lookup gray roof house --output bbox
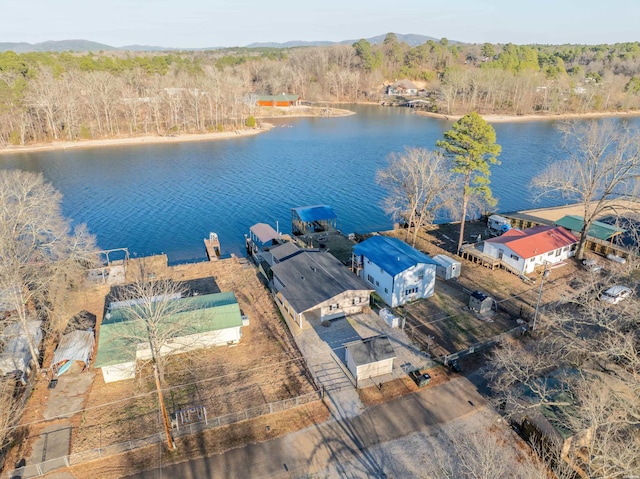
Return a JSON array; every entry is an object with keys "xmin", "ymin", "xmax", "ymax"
[{"xmin": 271, "ymin": 250, "xmax": 373, "ymax": 329}]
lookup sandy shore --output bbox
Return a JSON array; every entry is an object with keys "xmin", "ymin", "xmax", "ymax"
[
  {"xmin": 0, "ymin": 124, "xmax": 277, "ymax": 155},
  {"xmin": 416, "ymin": 109, "xmax": 640, "ymax": 123},
  {"xmin": 0, "ymin": 105, "xmax": 358, "ymax": 155}
]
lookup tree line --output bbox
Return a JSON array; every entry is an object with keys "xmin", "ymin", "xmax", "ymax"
[{"xmin": 2, "ymin": 36, "xmax": 640, "ymax": 146}]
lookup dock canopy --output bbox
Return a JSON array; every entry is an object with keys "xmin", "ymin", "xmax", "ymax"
[
  {"xmin": 249, "ymin": 223, "xmax": 280, "ymax": 245},
  {"xmin": 555, "ymin": 215, "xmax": 626, "ymax": 241},
  {"xmin": 291, "ymin": 205, "xmax": 337, "ymax": 235}
]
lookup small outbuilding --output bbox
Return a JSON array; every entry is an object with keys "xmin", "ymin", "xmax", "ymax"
[
  {"xmin": 0, "ymin": 320, "xmax": 43, "ymax": 380},
  {"xmin": 431, "ymin": 254, "xmax": 461, "ymax": 280},
  {"xmin": 469, "ymin": 291, "xmax": 494, "ymax": 315},
  {"xmin": 345, "ymin": 336, "xmax": 396, "ymax": 387},
  {"xmin": 51, "ymin": 330, "xmax": 95, "ymax": 376},
  {"xmin": 488, "ymin": 215, "xmax": 512, "ymax": 235}
]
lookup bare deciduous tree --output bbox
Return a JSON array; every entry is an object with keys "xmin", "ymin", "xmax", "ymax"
[
  {"xmin": 487, "ymin": 264, "xmax": 640, "ymax": 478},
  {"xmin": 531, "ymin": 120, "xmax": 640, "ymax": 260},
  {"xmin": 108, "ymin": 265, "xmax": 190, "ymax": 384},
  {"xmin": 376, "ymin": 147, "xmax": 455, "ymax": 246},
  {"xmin": 0, "ymin": 170, "xmax": 97, "ymax": 375}
]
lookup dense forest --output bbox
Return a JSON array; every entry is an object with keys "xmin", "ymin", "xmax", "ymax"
[{"xmin": 2, "ymin": 33, "xmax": 640, "ymax": 147}]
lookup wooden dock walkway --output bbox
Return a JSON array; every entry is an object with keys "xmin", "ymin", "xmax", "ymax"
[{"xmin": 204, "ymin": 232, "xmax": 221, "ymax": 261}]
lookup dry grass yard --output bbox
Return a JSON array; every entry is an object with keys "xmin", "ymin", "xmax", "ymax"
[{"xmin": 14, "ymin": 255, "xmax": 319, "ymax": 464}]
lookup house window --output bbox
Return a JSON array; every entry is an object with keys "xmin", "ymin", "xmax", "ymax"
[
  {"xmin": 547, "ymin": 251, "xmax": 554, "ymax": 256},
  {"xmin": 367, "ymin": 274, "xmax": 374, "ymax": 284},
  {"xmin": 510, "ymin": 254, "xmax": 519, "ymax": 261},
  {"xmin": 555, "ymin": 249, "xmax": 561, "ymax": 256},
  {"xmin": 417, "ymin": 269, "xmax": 424, "ymax": 280},
  {"xmin": 376, "ymin": 281, "xmax": 379, "ymax": 286},
  {"xmin": 384, "ymin": 288, "xmax": 388, "ymax": 294},
  {"xmin": 405, "ymin": 287, "xmax": 418, "ymax": 296},
  {"xmin": 329, "ymin": 303, "xmax": 339, "ymax": 311},
  {"xmin": 563, "ymin": 246, "xmax": 569, "ymax": 252},
  {"xmin": 352, "ymin": 297, "xmax": 361, "ymax": 305}
]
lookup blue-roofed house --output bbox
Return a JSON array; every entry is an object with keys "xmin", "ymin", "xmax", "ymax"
[
  {"xmin": 291, "ymin": 205, "xmax": 337, "ymax": 235},
  {"xmin": 352, "ymin": 236, "xmax": 437, "ymax": 307}
]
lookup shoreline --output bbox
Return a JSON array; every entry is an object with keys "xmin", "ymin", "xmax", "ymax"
[
  {"xmin": 0, "ymin": 105, "xmax": 356, "ymax": 156},
  {"xmin": 3, "ymin": 104, "xmax": 639, "ymax": 155},
  {"xmin": 415, "ymin": 109, "xmax": 640, "ymax": 123},
  {"xmin": 0, "ymin": 125, "xmax": 276, "ymax": 156}
]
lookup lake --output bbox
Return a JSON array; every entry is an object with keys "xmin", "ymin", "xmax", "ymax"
[{"xmin": 0, "ymin": 105, "xmax": 636, "ymax": 263}]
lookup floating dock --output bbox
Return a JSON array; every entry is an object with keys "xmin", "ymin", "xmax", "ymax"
[{"xmin": 204, "ymin": 233, "xmax": 221, "ymax": 261}]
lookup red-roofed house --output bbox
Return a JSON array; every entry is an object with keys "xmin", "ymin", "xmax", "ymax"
[{"xmin": 483, "ymin": 226, "xmax": 578, "ymax": 274}]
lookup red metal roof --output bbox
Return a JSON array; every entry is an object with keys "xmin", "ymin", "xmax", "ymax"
[{"xmin": 485, "ymin": 226, "xmax": 578, "ymax": 259}]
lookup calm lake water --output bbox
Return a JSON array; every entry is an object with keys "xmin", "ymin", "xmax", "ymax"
[{"xmin": 1, "ymin": 105, "xmax": 637, "ymax": 263}]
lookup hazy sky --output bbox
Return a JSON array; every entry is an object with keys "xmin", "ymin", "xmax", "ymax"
[{"xmin": 2, "ymin": 0, "xmax": 638, "ymax": 47}]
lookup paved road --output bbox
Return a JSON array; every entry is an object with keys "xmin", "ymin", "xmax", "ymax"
[{"xmin": 125, "ymin": 376, "xmax": 485, "ymax": 479}]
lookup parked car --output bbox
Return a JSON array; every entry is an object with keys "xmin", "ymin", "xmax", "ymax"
[
  {"xmin": 599, "ymin": 285, "xmax": 633, "ymax": 304},
  {"xmin": 582, "ymin": 259, "xmax": 603, "ymax": 273}
]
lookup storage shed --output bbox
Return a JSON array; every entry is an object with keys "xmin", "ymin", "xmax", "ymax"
[
  {"xmin": 469, "ymin": 291, "xmax": 494, "ymax": 314},
  {"xmin": 431, "ymin": 254, "xmax": 461, "ymax": 280},
  {"xmin": 345, "ymin": 336, "xmax": 396, "ymax": 387},
  {"xmin": 0, "ymin": 320, "xmax": 43, "ymax": 379}
]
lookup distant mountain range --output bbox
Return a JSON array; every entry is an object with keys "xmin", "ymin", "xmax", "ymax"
[{"xmin": 0, "ymin": 33, "xmax": 448, "ymax": 53}]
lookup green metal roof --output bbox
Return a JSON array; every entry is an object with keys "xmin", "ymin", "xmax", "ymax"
[
  {"xmin": 555, "ymin": 215, "xmax": 626, "ymax": 241},
  {"xmin": 94, "ymin": 292, "xmax": 242, "ymax": 368}
]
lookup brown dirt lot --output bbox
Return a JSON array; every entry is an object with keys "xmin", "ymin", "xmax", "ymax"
[
  {"xmin": 14, "ymin": 256, "xmax": 319, "ymax": 465},
  {"xmin": 59, "ymin": 401, "xmax": 330, "ymax": 479},
  {"xmin": 358, "ymin": 366, "xmax": 452, "ymax": 407}
]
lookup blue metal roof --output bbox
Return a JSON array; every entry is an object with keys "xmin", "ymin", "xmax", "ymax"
[
  {"xmin": 353, "ymin": 236, "xmax": 437, "ymax": 276},
  {"xmin": 293, "ymin": 205, "xmax": 337, "ymax": 223}
]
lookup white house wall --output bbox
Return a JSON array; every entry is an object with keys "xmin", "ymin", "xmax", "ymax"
[
  {"xmin": 360, "ymin": 260, "xmax": 394, "ymax": 306},
  {"xmin": 357, "ymin": 358, "xmax": 394, "ymax": 382},
  {"xmin": 483, "ymin": 242, "xmax": 526, "ymax": 273},
  {"xmin": 315, "ymin": 290, "xmax": 369, "ymax": 322},
  {"xmin": 359, "ymin": 256, "xmax": 435, "ymax": 307},
  {"xmin": 390, "ymin": 264, "xmax": 436, "ymax": 307},
  {"xmin": 101, "ymin": 361, "xmax": 136, "ymax": 383},
  {"xmin": 135, "ymin": 328, "xmax": 241, "ymax": 363},
  {"xmin": 484, "ymin": 242, "xmax": 575, "ymax": 274}
]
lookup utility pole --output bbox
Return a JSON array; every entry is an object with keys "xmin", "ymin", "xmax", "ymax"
[
  {"xmin": 154, "ymin": 362, "xmax": 176, "ymax": 450},
  {"xmin": 532, "ymin": 262, "xmax": 550, "ymax": 332}
]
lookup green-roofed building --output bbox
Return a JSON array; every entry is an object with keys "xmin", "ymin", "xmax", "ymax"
[
  {"xmin": 555, "ymin": 215, "xmax": 626, "ymax": 242},
  {"xmin": 94, "ymin": 291, "xmax": 247, "ymax": 383}
]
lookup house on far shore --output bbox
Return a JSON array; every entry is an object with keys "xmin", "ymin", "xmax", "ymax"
[
  {"xmin": 483, "ymin": 226, "xmax": 578, "ymax": 275},
  {"xmin": 94, "ymin": 292, "xmax": 247, "ymax": 383},
  {"xmin": 352, "ymin": 235, "xmax": 437, "ymax": 308},
  {"xmin": 256, "ymin": 93, "xmax": 299, "ymax": 107},
  {"xmin": 271, "ymin": 250, "xmax": 373, "ymax": 330},
  {"xmin": 386, "ymin": 79, "xmax": 418, "ymax": 96}
]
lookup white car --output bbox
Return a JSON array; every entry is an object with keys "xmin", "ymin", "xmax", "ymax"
[{"xmin": 599, "ymin": 286, "xmax": 633, "ymax": 304}]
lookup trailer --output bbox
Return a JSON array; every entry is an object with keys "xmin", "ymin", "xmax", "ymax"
[{"xmin": 488, "ymin": 215, "xmax": 511, "ymax": 235}]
